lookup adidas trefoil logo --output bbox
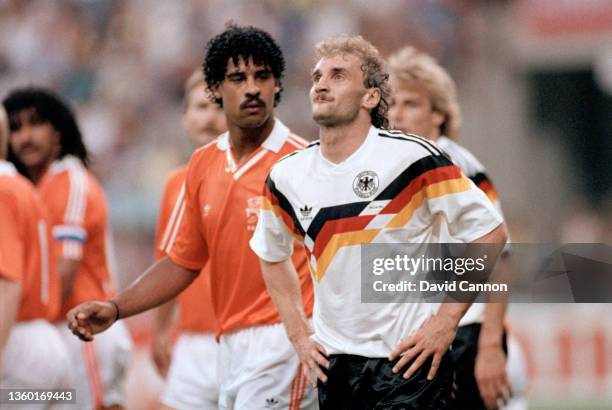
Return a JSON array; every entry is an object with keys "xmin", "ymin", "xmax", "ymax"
[
  {"xmin": 265, "ymin": 397, "xmax": 280, "ymax": 408},
  {"xmin": 299, "ymin": 204, "xmax": 313, "ymax": 219}
]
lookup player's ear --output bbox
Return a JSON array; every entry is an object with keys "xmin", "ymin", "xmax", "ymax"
[
  {"xmin": 432, "ymin": 111, "xmax": 445, "ymax": 128},
  {"xmin": 362, "ymin": 88, "xmax": 381, "ymax": 111},
  {"xmin": 210, "ymin": 84, "xmax": 222, "ymax": 104}
]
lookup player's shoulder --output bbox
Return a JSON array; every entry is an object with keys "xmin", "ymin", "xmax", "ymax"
[
  {"xmin": 0, "ymin": 169, "xmax": 40, "ymax": 214},
  {"xmin": 272, "ymin": 138, "xmax": 320, "ymax": 175},
  {"xmin": 189, "ymin": 136, "xmax": 223, "ymax": 167},
  {"xmin": 165, "ymin": 165, "xmax": 188, "ymax": 186},
  {"xmin": 377, "ymin": 129, "xmax": 448, "ymax": 164},
  {"xmin": 47, "ymin": 155, "xmax": 91, "ymax": 186},
  {"xmin": 279, "ymin": 131, "xmax": 310, "ymax": 152},
  {"xmin": 437, "ymin": 136, "xmax": 485, "ymax": 176}
]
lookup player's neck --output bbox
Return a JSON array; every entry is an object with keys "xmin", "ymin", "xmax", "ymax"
[
  {"xmin": 228, "ymin": 116, "xmax": 275, "ymax": 165},
  {"xmin": 27, "ymin": 158, "xmax": 53, "ymax": 185},
  {"xmin": 319, "ymin": 116, "xmax": 371, "ymax": 164},
  {"xmin": 427, "ymin": 129, "xmax": 441, "ymax": 142}
]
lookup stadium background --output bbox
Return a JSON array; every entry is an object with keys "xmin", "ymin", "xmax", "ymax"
[{"xmin": 1, "ymin": 0, "xmax": 610, "ymax": 408}]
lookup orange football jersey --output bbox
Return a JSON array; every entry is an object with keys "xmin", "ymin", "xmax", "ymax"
[
  {"xmin": 168, "ymin": 119, "xmax": 314, "ymax": 336},
  {"xmin": 37, "ymin": 156, "xmax": 115, "ymax": 319},
  {"xmin": 0, "ymin": 160, "xmax": 60, "ymax": 321},
  {"xmin": 155, "ymin": 165, "xmax": 218, "ymax": 333}
]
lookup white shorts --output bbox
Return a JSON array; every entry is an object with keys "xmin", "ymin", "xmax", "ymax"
[
  {"xmin": 56, "ymin": 320, "xmax": 132, "ymax": 409},
  {"xmin": 162, "ymin": 332, "xmax": 218, "ymax": 410},
  {"xmin": 218, "ymin": 322, "xmax": 318, "ymax": 410},
  {"xmin": 1, "ymin": 320, "xmax": 74, "ymax": 410}
]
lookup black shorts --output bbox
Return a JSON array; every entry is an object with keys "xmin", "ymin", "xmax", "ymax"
[
  {"xmin": 449, "ymin": 323, "xmax": 508, "ymax": 410},
  {"xmin": 317, "ymin": 353, "xmax": 452, "ymax": 410}
]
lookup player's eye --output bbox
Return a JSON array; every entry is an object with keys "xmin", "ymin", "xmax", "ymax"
[{"xmin": 228, "ymin": 74, "xmax": 244, "ymax": 82}]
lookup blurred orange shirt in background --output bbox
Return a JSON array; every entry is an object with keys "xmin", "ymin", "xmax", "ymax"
[
  {"xmin": 0, "ymin": 161, "xmax": 60, "ymax": 321},
  {"xmin": 37, "ymin": 156, "xmax": 115, "ymax": 320},
  {"xmin": 154, "ymin": 165, "xmax": 218, "ymax": 333}
]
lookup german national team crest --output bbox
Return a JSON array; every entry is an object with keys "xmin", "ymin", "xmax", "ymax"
[{"xmin": 353, "ymin": 170, "xmax": 379, "ymax": 198}]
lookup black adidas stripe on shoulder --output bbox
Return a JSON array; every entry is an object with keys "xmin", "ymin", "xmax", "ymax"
[
  {"xmin": 306, "ymin": 140, "xmax": 321, "ymax": 148},
  {"xmin": 276, "ymin": 140, "xmax": 320, "ymax": 164},
  {"xmin": 378, "ymin": 130, "xmax": 442, "ymax": 156}
]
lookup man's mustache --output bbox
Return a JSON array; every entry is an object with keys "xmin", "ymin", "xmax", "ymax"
[
  {"xmin": 15, "ymin": 142, "xmax": 37, "ymax": 155},
  {"xmin": 240, "ymin": 98, "xmax": 266, "ymax": 109}
]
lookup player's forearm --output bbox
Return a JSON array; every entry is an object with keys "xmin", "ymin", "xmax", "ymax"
[
  {"xmin": 112, "ymin": 257, "xmax": 198, "ymax": 320},
  {"xmin": 479, "ymin": 303, "xmax": 507, "ymax": 348},
  {"xmin": 58, "ymin": 257, "xmax": 80, "ymax": 304},
  {"xmin": 436, "ymin": 302, "xmax": 470, "ymax": 329},
  {"xmin": 153, "ymin": 298, "xmax": 177, "ymax": 335},
  {"xmin": 260, "ymin": 258, "xmax": 312, "ymax": 341},
  {"xmin": 0, "ymin": 279, "xmax": 21, "ymax": 353}
]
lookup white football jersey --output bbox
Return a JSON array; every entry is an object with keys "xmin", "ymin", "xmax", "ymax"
[
  {"xmin": 437, "ymin": 136, "xmax": 507, "ymax": 326},
  {"xmin": 250, "ymin": 126, "xmax": 503, "ymax": 357}
]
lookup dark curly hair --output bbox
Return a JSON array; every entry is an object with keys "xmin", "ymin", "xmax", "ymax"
[
  {"xmin": 3, "ymin": 87, "xmax": 90, "ymax": 171},
  {"xmin": 203, "ymin": 24, "xmax": 285, "ymax": 107}
]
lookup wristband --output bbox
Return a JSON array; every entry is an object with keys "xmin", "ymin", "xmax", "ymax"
[{"xmin": 108, "ymin": 300, "xmax": 120, "ymax": 321}]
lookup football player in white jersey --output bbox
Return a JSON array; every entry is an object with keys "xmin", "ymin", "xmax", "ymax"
[
  {"xmin": 251, "ymin": 35, "xmax": 507, "ymax": 409},
  {"xmin": 388, "ymin": 46, "xmax": 527, "ymax": 410}
]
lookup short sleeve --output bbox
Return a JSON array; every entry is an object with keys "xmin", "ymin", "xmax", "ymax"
[
  {"xmin": 424, "ymin": 161, "xmax": 503, "ymax": 243},
  {"xmin": 249, "ymin": 174, "xmax": 296, "ymax": 262},
  {"xmin": 51, "ymin": 169, "xmax": 88, "ymax": 260},
  {"xmin": 167, "ymin": 161, "xmax": 208, "ymax": 270},
  {"xmin": 0, "ymin": 189, "xmax": 24, "ymax": 283},
  {"xmin": 154, "ymin": 174, "xmax": 184, "ymax": 261}
]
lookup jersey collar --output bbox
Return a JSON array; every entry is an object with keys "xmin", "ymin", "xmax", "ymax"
[
  {"xmin": 318, "ymin": 125, "xmax": 379, "ymax": 169},
  {"xmin": 49, "ymin": 155, "xmax": 82, "ymax": 174},
  {"xmin": 215, "ymin": 117, "xmax": 289, "ymax": 154}
]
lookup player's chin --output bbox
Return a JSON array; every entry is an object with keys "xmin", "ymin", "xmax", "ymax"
[
  {"xmin": 312, "ymin": 111, "xmax": 336, "ymax": 127},
  {"xmin": 238, "ymin": 112, "xmax": 271, "ymax": 128}
]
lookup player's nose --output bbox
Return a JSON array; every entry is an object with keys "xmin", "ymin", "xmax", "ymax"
[{"xmin": 245, "ymin": 76, "xmax": 260, "ymax": 96}]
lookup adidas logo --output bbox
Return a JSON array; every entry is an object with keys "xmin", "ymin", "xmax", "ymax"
[
  {"xmin": 299, "ymin": 204, "xmax": 313, "ymax": 218},
  {"xmin": 265, "ymin": 397, "xmax": 279, "ymax": 408}
]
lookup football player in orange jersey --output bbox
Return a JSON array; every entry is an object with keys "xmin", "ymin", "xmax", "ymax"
[
  {"xmin": 68, "ymin": 25, "xmax": 316, "ymax": 410},
  {"xmin": 0, "ymin": 104, "xmax": 73, "ymax": 404},
  {"xmin": 151, "ymin": 69, "xmax": 226, "ymax": 409},
  {"xmin": 4, "ymin": 88, "xmax": 132, "ymax": 410}
]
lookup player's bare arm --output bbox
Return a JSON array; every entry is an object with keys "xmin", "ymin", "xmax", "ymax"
[
  {"xmin": 260, "ymin": 258, "xmax": 329, "ymax": 387},
  {"xmin": 58, "ymin": 257, "xmax": 80, "ymax": 304},
  {"xmin": 389, "ymin": 223, "xmax": 508, "ymax": 380},
  {"xmin": 476, "ymin": 302, "xmax": 511, "ymax": 409},
  {"xmin": 0, "ymin": 278, "xmax": 21, "ymax": 355},
  {"xmin": 67, "ymin": 257, "xmax": 199, "ymax": 341},
  {"xmin": 151, "ymin": 298, "xmax": 177, "ymax": 378}
]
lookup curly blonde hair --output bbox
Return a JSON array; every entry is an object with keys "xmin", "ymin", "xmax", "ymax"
[
  {"xmin": 315, "ymin": 35, "xmax": 390, "ymax": 129},
  {"xmin": 388, "ymin": 46, "xmax": 461, "ymax": 140}
]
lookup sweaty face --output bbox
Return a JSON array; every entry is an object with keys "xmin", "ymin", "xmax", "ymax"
[
  {"xmin": 388, "ymin": 83, "xmax": 444, "ymax": 140},
  {"xmin": 310, "ymin": 53, "xmax": 367, "ymax": 127},
  {"xmin": 183, "ymin": 85, "xmax": 227, "ymax": 148},
  {"xmin": 214, "ymin": 56, "xmax": 278, "ymax": 129},
  {"xmin": 9, "ymin": 109, "xmax": 61, "ymax": 169}
]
